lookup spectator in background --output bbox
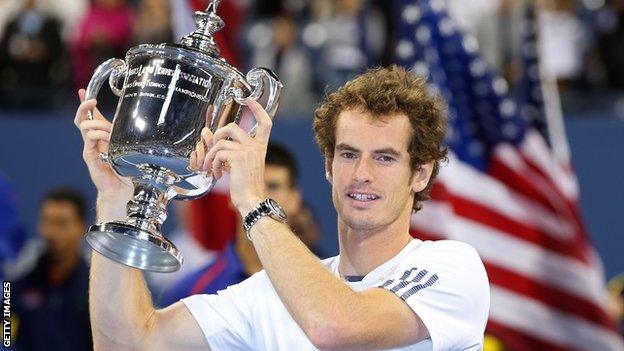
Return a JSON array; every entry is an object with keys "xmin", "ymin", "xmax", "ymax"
[
  {"xmin": 447, "ymin": 0, "xmax": 504, "ymax": 70},
  {"xmin": 0, "ymin": 0, "xmax": 64, "ymax": 110},
  {"xmin": 262, "ymin": 143, "xmax": 321, "ymax": 252},
  {"xmin": 13, "ymin": 188, "xmax": 91, "ymax": 351},
  {"xmin": 245, "ymin": 4, "xmax": 315, "ymax": 114},
  {"xmin": 596, "ymin": 0, "xmax": 624, "ymax": 89},
  {"xmin": 132, "ymin": 0, "xmax": 173, "ymax": 45},
  {"xmin": 303, "ymin": 0, "xmax": 386, "ymax": 92},
  {"xmin": 0, "ymin": 0, "xmax": 22, "ymax": 39},
  {"xmin": 446, "ymin": 0, "xmax": 527, "ymax": 83},
  {"xmin": 36, "ymin": 0, "xmax": 88, "ymax": 43},
  {"xmin": 538, "ymin": 0, "xmax": 589, "ymax": 88},
  {"xmin": 70, "ymin": 0, "xmax": 133, "ymax": 110},
  {"xmin": 159, "ymin": 142, "xmax": 321, "ymax": 306}
]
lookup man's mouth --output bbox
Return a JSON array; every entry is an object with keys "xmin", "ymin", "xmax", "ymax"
[{"xmin": 347, "ymin": 192, "xmax": 380, "ymax": 202}]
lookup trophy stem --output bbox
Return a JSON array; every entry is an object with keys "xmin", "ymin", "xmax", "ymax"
[
  {"xmin": 126, "ymin": 165, "xmax": 178, "ymax": 234},
  {"xmin": 85, "ymin": 165, "xmax": 184, "ymax": 273}
]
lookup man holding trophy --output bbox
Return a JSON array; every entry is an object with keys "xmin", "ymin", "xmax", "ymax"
[{"xmin": 74, "ymin": 2, "xmax": 489, "ymax": 350}]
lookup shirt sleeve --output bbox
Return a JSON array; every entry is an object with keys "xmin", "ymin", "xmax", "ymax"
[
  {"xmin": 182, "ymin": 272, "xmax": 264, "ymax": 350},
  {"xmin": 377, "ymin": 240, "xmax": 490, "ymax": 351}
]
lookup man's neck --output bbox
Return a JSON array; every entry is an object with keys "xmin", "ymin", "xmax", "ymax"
[{"xmin": 337, "ymin": 217, "xmax": 413, "ymax": 277}]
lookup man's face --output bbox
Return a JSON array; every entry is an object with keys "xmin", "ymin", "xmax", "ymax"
[
  {"xmin": 38, "ymin": 200, "xmax": 85, "ymax": 257},
  {"xmin": 264, "ymin": 165, "xmax": 301, "ymax": 217},
  {"xmin": 328, "ymin": 110, "xmax": 431, "ymax": 232}
]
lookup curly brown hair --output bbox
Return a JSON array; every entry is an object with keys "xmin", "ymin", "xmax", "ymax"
[{"xmin": 313, "ymin": 65, "xmax": 448, "ymax": 212}]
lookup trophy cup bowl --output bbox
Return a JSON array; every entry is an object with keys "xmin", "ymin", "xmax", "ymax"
[{"xmin": 83, "ymin": 2, "xmax": 282, "ymax": 272}]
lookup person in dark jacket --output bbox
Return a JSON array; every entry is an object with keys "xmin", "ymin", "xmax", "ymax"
[
  {"xmin": 0, "ymin": 0, "xmax": 64, "ymax": 109},
  {"xmin": 13, "ymin": 188, "xmax": 92, "ymax": 351}
]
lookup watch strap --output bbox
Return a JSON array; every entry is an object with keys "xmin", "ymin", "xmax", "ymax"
[{"xmin": 243, "ymin": 199, "xmax": 286, "ymax": 239}]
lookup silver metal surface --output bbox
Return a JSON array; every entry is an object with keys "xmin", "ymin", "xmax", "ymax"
[
  {"xmin": 180, "ymin": 0, "xmax": 223, "ymax": 56},
  {"xmin": 86, "ymin": 221, "xmax": 182, "ymax": 272},
  {"xmin": 85, "ymin": 58, "xmax": 127, "ymax": 120},
  {"xmin": 82, "ymin": 3, "xmax": 283, "ymax": 272}
]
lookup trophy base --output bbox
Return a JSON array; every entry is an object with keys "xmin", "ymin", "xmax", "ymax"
[{"xmin": 86, "ymin": 221, "xmax": 183, "ymax": 273}]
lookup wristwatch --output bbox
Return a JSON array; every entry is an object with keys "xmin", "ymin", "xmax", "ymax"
[{"xmin": 243, "ymin": 198, "xmax": 287, "ymax": 239}]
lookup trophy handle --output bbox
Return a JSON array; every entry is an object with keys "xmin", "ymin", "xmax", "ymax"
[
  {"xmin": 172, "ymin": 68, "xmax": 282, "ymax": 201},
  {"xmin": 84, "ymin": 58, "xmax": 128, "ymax": 162},
  {"xmin": 229, "ymin": 67, "xmax": 283, "ymax": 132}
]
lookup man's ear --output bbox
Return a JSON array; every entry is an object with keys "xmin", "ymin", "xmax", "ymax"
[
  {"xmin": 292, "ymin": 187, "xmax": 302, "ymax": 212},
  {"xmin": 411, "ymin": 162, "xmax": 434, "ymax": 193}
]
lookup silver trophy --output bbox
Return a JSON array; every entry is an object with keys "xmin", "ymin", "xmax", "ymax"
[{"xmin": 84, "ymin": 1, "xmax": 282, "ymax": 272}]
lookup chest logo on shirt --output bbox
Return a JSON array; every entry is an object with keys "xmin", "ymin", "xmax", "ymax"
[{"xmin": 378, "ymin": 267, "xmax": 439, "ymax": 300}]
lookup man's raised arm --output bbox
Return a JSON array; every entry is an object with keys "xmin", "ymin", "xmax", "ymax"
[{"xmin": 74, "ymin": 90, "xmax": 207, "ymax": 350}]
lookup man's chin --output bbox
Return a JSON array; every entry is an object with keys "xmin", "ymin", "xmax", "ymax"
[{"xmin": 342, "ymin": 215, "xmax": 380, "ymax": 231}]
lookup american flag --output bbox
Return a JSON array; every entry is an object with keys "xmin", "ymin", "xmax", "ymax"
[{"xmin": 396, "ymin": 0, "xmax": 624, "ymax": 349}]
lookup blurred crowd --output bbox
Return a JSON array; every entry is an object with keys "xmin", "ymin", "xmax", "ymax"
[{"xmin": 0, "ymin": 0, "xmax": 623, "ymax": 114}]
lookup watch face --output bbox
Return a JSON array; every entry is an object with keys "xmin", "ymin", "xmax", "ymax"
[{"xmin": 267, "ymin": 198, "xmax": 287, "ymax": 220}]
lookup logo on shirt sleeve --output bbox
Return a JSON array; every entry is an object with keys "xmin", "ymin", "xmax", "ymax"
[{"xmin": 378, "ymin": 267, "xmax": 439, "ymax": 300}]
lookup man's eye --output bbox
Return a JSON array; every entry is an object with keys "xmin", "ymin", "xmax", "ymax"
[
  {"xmin": 341, "ymin": 152, "xmax": 357, "ymax": 159},
  {"xmin": 376, "ymin": 155, "xmax": 395, "ymax": 163}
]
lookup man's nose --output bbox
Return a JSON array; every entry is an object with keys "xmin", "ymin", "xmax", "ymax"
[{"xmin": 353, "ymin": 157, "xmax": 374, "ymax": 183}]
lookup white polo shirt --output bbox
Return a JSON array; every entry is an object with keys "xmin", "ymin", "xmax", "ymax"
[{"xmin": 182, "ymin": 239, "xmax": 490, "ymax": 350}]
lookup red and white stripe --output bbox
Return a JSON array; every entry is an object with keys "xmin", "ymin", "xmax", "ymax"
[{"xmin": 411, "ymin": 130, "xmax": 624, "ymax": 350}]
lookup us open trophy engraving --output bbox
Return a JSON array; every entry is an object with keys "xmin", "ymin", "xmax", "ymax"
[{"xmin": 83, "ymin": 1, "xmax": 282, "ymax": 272}]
